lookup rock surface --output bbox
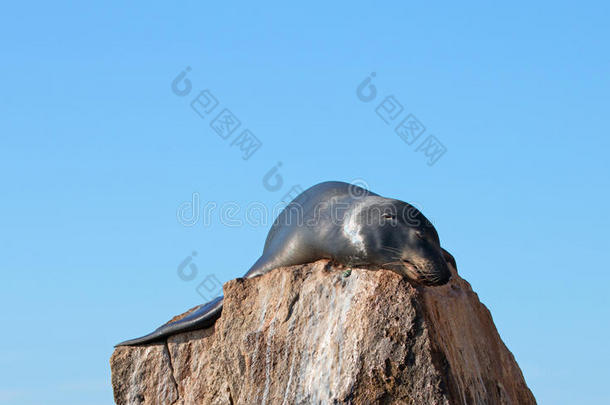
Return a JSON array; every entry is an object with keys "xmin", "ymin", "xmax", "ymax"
[{"xmin": 110, "ymin": 260, "xmax": 536, "ymax": 405}]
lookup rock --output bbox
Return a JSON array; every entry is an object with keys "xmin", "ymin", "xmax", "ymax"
[{"xmin": 110, "ymin": 260, "xmax": 536, "ymax": 404}]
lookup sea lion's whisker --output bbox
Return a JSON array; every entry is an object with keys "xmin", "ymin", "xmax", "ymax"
[
  {"xmin": 381, "ymin": 261, "xmax": 403, "ymax": 267},
  {"xmin": 380, "ymin": 246, "xmax": 402, "ymax": 254}
]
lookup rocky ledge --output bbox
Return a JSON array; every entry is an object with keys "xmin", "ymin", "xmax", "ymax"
[{"xmin": 110, "ymin": 260, "xmax": 536, "ymax": 404}]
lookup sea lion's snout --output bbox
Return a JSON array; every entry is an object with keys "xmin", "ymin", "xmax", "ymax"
[
  {"xmin": 421, "ymin": 263, "xmax": 451, "ymax": 286},
  {"xmin": 406, "ymin": 253, "xmax": 451, "ymax": 286},
  {"xmin": 419, "ymin": 248, "xmax": 456, "ymax": 286}
]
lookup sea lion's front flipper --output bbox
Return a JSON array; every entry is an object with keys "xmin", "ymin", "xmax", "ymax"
[{"xmin": 115, "ymin": 296, "xmax": 223, "ymax": 346}]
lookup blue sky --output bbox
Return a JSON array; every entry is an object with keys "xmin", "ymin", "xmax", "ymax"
[{"xmin": 1, "ymin": 2, "xmax": 609, "ymax": 404}]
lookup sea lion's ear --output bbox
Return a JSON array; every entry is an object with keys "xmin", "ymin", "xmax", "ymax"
[{"xmin": 441, "ymin": 248, "xmax": 457, "ymax": 270}]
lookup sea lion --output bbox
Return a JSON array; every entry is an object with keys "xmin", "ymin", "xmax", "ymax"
[{"xmin": 116, "ymin": 181, "xmax": 451, "ymax": 346}]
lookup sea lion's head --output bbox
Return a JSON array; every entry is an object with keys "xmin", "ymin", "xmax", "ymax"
[{"xmin": 350, "ymin": 197, "xmax": 451, "ymax": 286}]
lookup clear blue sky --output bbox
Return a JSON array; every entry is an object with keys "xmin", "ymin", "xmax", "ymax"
[{"xmin": 1, "ymin": 2, "xmax": 608, "ymax": 404}]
